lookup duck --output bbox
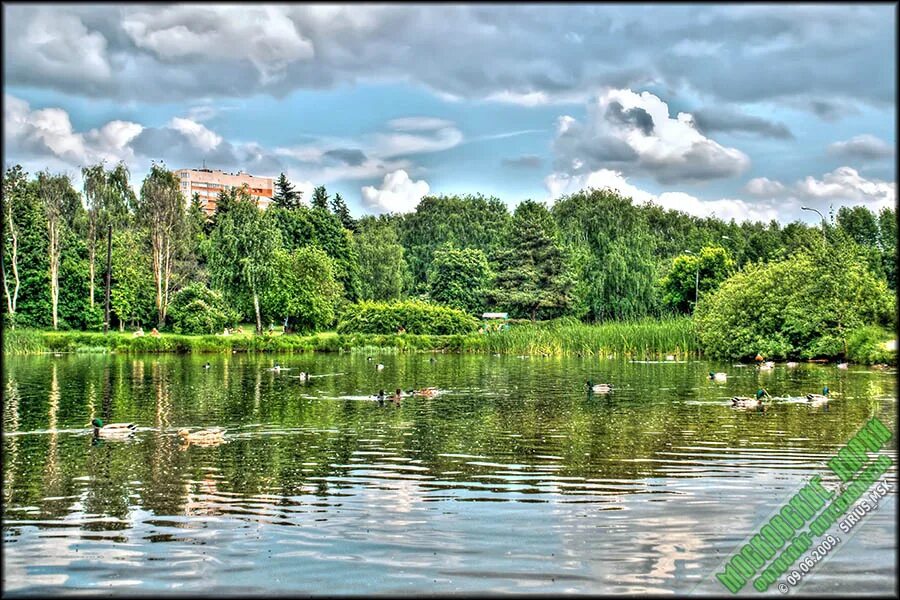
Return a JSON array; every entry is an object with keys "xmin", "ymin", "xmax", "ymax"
[
  {"xmin": 178, "ymin": 427, "xmax": 225, "ymax": 445},
  {"xmin": 837, "ymin": 362, "xmax": 849, "ymax": 370},
  {"xmin": 267, "ymin": 363, "xmax": 291, "ymax": 372},
  {"xmin": 375, "ymin": 363, "xmax": 385, "ymax": 371},
  {"xmin": 410, "ymin": 387, "xmax": 439, "ymax": 397},
  {"xmin": 806, "ymin": 386, "xmax": 829, "ymax": 405},
  {"xmin": 786, "ymin": 361, "xmax": 799, "ymax": 368},
  {"xmin": 757, "ymin": 361, "xmax": 774, "ymax": 371},
  {"xmin": 366, "ymin": 356, "xmax": 374, "ymax": 361},
  {"xmin": 665, "ymin": 354, "xmax": 676, "ymax": 361},
  {"xmin": 586, "ymin": 380, "xmax": 612, "ymax": 394},
  {"xmin": 90, "ymin": 418, "xmax": 137, "ymax": 437},
  {"xmin": 389, "ymin": 388, "xmax": 403, "ymax": 403},
  {"xmin": 374, "ymin": 390, "xmax": 386, "ymax": 405},
  {"xmin": 429, "ymin": 357, "xmax": 437, "ymax": 363},
  {"xmin": 291, "ymin": 371, "xmax": 309, "ymax": 381},
  {"xmin": 204, "ymin": 362, "xmax": 211, "ymax": 369},
  {"xmin": 731, "ymin": 389, "xmax": 768, "ymax": 409},
  {"xmin": 709, "ymin": 371, "xmax": 727, "ymax": 382}
]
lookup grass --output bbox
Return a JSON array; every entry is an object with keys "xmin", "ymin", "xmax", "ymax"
[{"xmin": 3, "ymin": 318, "xmax": 699, "ymax": 358}]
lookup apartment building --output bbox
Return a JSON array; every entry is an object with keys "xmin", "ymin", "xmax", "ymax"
[{"xmin": 175, "ymin": 167, "xmax": 274, "ymax": 215}]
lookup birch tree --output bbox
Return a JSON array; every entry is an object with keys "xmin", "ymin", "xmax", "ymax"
[
  {"xmin": 1, "ymin": 166, "xmax": 26, "ymax": 325},
  {"xmin": 37, "ymin": 171, "xmax": 75, "ymax": 330},
  {"xmin": 137, "ymin": 164, "xmax": 184, "ymax": 329}
]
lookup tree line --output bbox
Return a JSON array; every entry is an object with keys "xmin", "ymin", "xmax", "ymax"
[{"xmin": 2, "ymin": 162, "xmax": 896, "ymax": 337}]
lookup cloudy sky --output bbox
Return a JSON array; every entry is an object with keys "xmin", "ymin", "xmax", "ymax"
[{"xmin": 3, "ymin": 4, "xmax": 896, "ymax": 222}]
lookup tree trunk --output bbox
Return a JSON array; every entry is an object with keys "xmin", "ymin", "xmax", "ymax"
[
  {"xmin": 89, "ymin": 247, "xmax": 95, "ymax": 308},
  {"xmin": 49, "ymin": 222, "xmax": 59, "ymax": 330},
  {"xmin": 253, "ymin": 291, "xmax": 262, "ymax": 334}
]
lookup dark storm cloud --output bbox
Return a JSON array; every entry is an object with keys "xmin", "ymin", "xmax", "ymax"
[
  {"xmin": 323, "ymin": 148, "xmax": 367, "ymax": 166},
  {"xmin": 606, "ymin": 101, "xmax": 654, "ymax": 135},
  {"xmin": 691, "ymin": 107, "xmax": 794, "ymax": 140},
  {"xmin": 3, "ymin": 4, "xmax": 894, "ymax": 112}
]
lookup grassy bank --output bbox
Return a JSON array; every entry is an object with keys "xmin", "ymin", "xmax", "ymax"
[
  {"xmin": 4, "ymin": 318, "xmax": 894, "ymax": 363},
  {"xmin": 4, "ymin": 318, "xmax": 698, "ymax": 358}
]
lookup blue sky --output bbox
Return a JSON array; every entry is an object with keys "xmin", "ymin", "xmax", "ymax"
[{"xmin": 3, "ymin": 4, "xmax": 895, "ymax": 223}]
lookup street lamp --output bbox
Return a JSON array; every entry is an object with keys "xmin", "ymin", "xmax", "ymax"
[
  {"xmin": 801, "ymin": 206, "xmax": 827, "ymax": 241},
  {"xmin": 684, "ymin": 250, "xmax": 699, "ymax": 309}
]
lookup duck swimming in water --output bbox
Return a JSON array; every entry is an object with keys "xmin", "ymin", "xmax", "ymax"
[
  {"xmin": 709, "ymin": 371, "xmax": 727, "ymax": 382},
  {"xmin": 586, "ymin": 380, "xmax": 612, "ymax": 394},
  {"xmin": 375, "ymin": 363, "xmax": 385, "ymax": 371},
  {"xmin": 178, "ymin": 427, "xmax": 225, "ymax": 446},
  {"xmin": 90, "ymin": 418, "xmax": 137, "ymax": 438},
  {"xmin": 204, "ymin": 362, "xmax": 211, "ymax": 369},
  {"xmin": 731, "ymin": 389, "xmax": 768, "ymax": 409},
  {"xmin": 806, "ymin": 386, "xmax": 829, "ymax": 405}
]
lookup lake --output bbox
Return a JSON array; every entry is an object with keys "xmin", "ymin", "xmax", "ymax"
[{"xmin": 3, "ymin": 353, "xmax": 896, "ymax": 595}]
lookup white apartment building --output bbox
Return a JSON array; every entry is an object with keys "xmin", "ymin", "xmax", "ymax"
[{"xmin": 175, "ymin": 167, "xmax": 274, "ymax": 216}]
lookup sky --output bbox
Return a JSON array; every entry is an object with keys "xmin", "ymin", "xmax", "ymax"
[{"xmin": 3, "ymin": 4, "xmax": 896, "ymax": 223}]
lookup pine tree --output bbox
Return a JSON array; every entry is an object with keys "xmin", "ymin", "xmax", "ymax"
[
  {"xmin": 311, "ymin": 185, "xmax": 330, "ymax": 211},
  {"xmin": 490, "ymin": 200, "xmax": 573, "ymax": 321},
  {"xmin": 273, "ymin": 172, "xmax": 301, "ymax": 209},
  {"xmin": 331, "ymin": 193, "xmax": 356, "ymax": 231}
]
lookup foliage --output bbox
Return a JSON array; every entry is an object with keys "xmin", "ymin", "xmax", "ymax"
[
  {"xmin": 354, "ymin": 216, "xmax": 411, "ymax": 301},
  {"xmin": 331, "ymin": 193, "xmax": 356, "ymax": 231},
  {"xmin": 845, "ymin": 326, "xmax": 896, "ymax": 365},
  {"xmin": 167, "ymin": 282, "xmax": 238, "ymax": 335},
  {"xmin": 658, "ymin": 245, "xmax": 735, "ymax": 313},
  {"xmin": 399, "ymin": 194, "xmax": 510, "ymax": 291},
  {"xmin": 552, "ymin": 188, "xmax": 659, "ymax": 321},
  {"xmin": 273, "ymin": 172, "xmax": 302, "ymax": 209},
  {"xmin": 208, "ymin": 195, "xmax": 282, "ymax": 332},
  {"xmin": 337, "ymin": 300, "xmax": 479, "ymax": 335},
  {"xmin": 261, "ymin": 247, "xmax": 342, "ymax": 332},
  {"xmin": 311, "ymin": 185, "xmax": 330, "ymax": 210},
  {"xmin": 490, "ymin": 200, "xmax": 574, "ymax": 320},
  {"xmin": 109, "ymin": 228, "xmax": 156, "ymax": 328},
  {"xmin": 427, "ymin": 245, "xmax": 491, "ymax": 314},
  {"xmin": 694, "ymin": 237, "xmax": 894, "ymax": 360}
]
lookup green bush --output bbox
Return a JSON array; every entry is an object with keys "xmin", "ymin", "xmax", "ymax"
[
  {"xmin": 846, "ymin": 326, "xmax": 895, "ymax": 365},
  {"xmin": 695, "ymin": 242, "xmax": 893, "ymax": 360},
  {"xmin": 337, "ymin": 300, "xmax": 479, "ymax": 335},
  {"xmin": 167, "ymin": 284, "xmax": 238, "ymax": 335}
]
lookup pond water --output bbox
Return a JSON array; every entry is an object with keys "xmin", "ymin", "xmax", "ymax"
[{"xmin": 3, "ymin": 353, "xmax": 896, "ymax": 595}]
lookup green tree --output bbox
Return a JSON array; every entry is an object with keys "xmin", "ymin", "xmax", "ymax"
[
  {"xmin": 552, "ymin": 188, "xmax": 659, "ymax": 321},
  {"xmin": 262, "ymin": 247, "xmax": 342, "ymax": 332},
  {"xmin": 659, "ymin": 246, "xmax": 735, "ymax": 313},
  {"xmin": 167, "ymin": 282, "xmax": 237, "ymax": 334},
  {"xmin": 208, "ymin": 196, "xmax": 282, "ymax": 333},
  {"xmin": 877, "ymin": 207, "xmax": 896, "ymax": 290},
  {"xmin": 136, "ymin": 164, "xmax": 186, "ymax": 328},
  {"xmin": 331, "ymin": 193, "xmax": 356, "ymax": 231},
  {"xmin": 427, "ymin": 245, "xmax": 491, "ymax": 314},
  {"xmin": 354, "ymin": 216, "xmax": 410, "ymax": 301},
  {"xmin": 837, "ymin": 205, "xmax": 880, "ymax": 247},
  {"xmin": 695, "ymin": 235, "xmax": 893, "ymax": 360},
  {"xmin": 273, "ymin": 172, "xmax": 301, "ymax": 209},
  {"xmin": 2, "ymin": 166, "xmax": 27, "ymax": 326},
  {"xmin": 37, "ymin": 171, "xmax": 80, "ymax": 330},
  {"xmin": 311, "ymin": 185, "xmax": 330, "ymax": 211},
  {"xmin": 82, "ymin": 162, "xmax": 133, "ymax": 309},
  {"xmin": 399, "ymin": 194, "xmax": 510, "ymax": 291},
  {"xmin": 110, "ymin": 228, "xmax": 156, "ymax": 329},
  {"xmin": 490, "ymin": 200, "xmax": 574, "ymax": 321}
]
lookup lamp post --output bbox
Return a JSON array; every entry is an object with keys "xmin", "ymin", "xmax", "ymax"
[{"xmin": 801, "ymin": 206, "xmax": 827, "ymax": 241}]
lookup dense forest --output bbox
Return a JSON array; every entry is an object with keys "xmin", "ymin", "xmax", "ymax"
[{"xmin": 2, "ymin": 162, "xmax": 895, "ymax": 359}]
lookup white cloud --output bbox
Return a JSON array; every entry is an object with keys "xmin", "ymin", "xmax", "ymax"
[
  {"xmin": 795, "ymin": 166, "xmax": 895, "ymax": 209},
  {"xmin": 168, "ymin": 117, "xmax": 223, "ymax": 152},
  {"xmin": 122, "ymin": 6, "xmax": 314, "ymax": 83},
  {"xmin": 744, "ymin": 177, "xmax": 786, "ymax": 197},
  {"xmin": 361, "ymin": 169, "xmax": 430, "ymax": 213},
  {"xmin": 552, "ymin": 89, "xmax": 751, "ymax": 184},
  {"xmin": 4, "ymin": 94, "xmax": 142, "ymax": 167},
  {"xmin": 544, "ymin": 168, "xmax": 780, "ymax": 222},
  {"xmin": 386, "ymin": 117, "xmax": 455, "ymax": 131},
  {"xmin": 374, "ymin": 118, "xmax": 463, "ymax": 157}
]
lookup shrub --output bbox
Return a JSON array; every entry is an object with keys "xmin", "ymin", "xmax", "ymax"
[
  {"xmin": 168, "ymin": 283, "xmax": 238, "ymax": 335},
  {"xmin": 695, "ymin": 242, "xmax": 893, "ymax": 360},
  {"xmin": 846, "ymin": 326, "xmax": 895, "ymax": 365},
  {"xmin": 337, "ymin": 300, "xmax": 479, "ymax": 335}
]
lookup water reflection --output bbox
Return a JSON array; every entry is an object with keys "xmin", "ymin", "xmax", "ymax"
[{"xmin": 2, "ymin": 353, "xmax": 896, "ymax": 594}]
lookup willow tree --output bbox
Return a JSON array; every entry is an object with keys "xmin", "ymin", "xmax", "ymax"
[
  {"xmin": 82, "ymin": 162, "xmax": 132, "ymax": 308},
  {"xmin": 37, "ymin": 171, "xmax": 77, "ymax": 330},
  {"xmin": 137, "ymin": 164, "xmax": 184, "ymax": 328}
]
